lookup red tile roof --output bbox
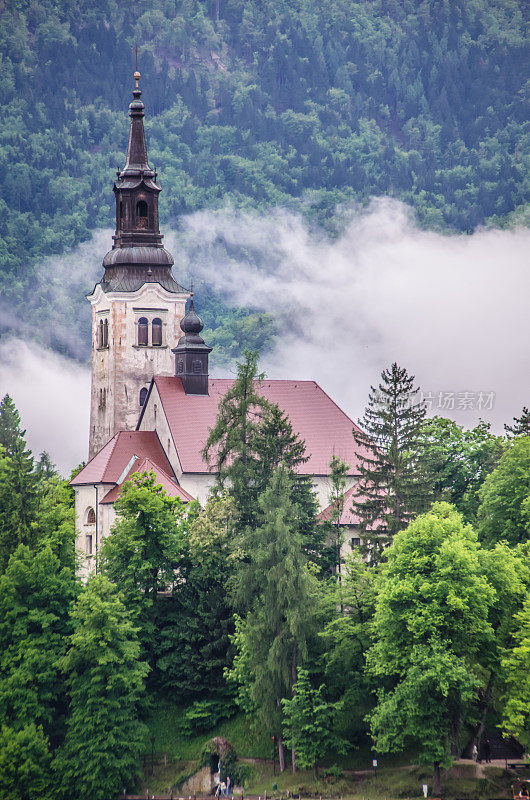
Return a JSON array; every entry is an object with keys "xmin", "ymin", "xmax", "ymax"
[
  {"xmin": 70, "ymin": 431, "xmax": 174, "ymax": 486},
  {"xmin": 317, "ymin": 485, "xmax": 363, "ymax": 525},
  {"xmin": 151, "ymin": 377, "xmax": 367, "ymax": 476},
  {"xmin": 100, "ymin": 457, "xmax": 195, "ymax": 504}
]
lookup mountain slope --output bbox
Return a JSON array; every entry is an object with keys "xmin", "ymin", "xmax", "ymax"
[{"xmin": 0, "ymin": 0, "xmax": 528, "ymax": 359}]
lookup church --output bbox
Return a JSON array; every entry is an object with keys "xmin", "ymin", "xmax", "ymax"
[{"xmin": 71, "ymin": 73, "xmax": 365, "ymax": 577}]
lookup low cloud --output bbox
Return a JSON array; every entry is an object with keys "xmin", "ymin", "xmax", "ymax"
[
  {"xmin": 172, "ymin": 198, "xmax": 530, "ymax": 431},
  {"xmin": 0, "ymin": 340, "xmax": 90, "ymax": 474},
  {"xmin": 0, "ymin": 200, "xmax": 528, "ymax": 472}
]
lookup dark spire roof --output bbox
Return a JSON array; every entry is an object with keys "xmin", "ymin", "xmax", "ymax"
[
  {"xmin": 97, "ymin": 71, "xmax": 186, "ymax": 295},
  {"xmin": 173, "ymin": 295, "xmax": 212, "ymax": 395},
  {"xmin": 122, "ymin": 71, "xmax": 150, "ymax": 175}
]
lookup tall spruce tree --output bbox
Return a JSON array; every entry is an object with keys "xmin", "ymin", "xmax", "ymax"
[
  {"xmin": 54, "ymin": 575, "xmax": 148, "ymax": 800},
  {"xmin": 326, "ymin": 454, "xmax": 349, "ymax": 577},
  {"xmin": 0, "ymin": 396, "xmax": 40, "ymax": 571},
  {"xmin": 505, "ymin": 406, "xmax": 530, "ymax": 437},
  {"xmin": 0, "ymin": 395, "xmax": 23, "ymax": 455},
  {"xmin": 227, "ymin": 467, "xmax": 315, "ymax": 771},
  {"xmin": 351, "ymin": 363, "xmax": 431, "ymax": 558},
  {"xmin": 203, "ymin": 350, "xmax": 270, "ymax": 527},
  {"xmin": 251, "ymin": 403, "xmax": 326, "ymax": 573},
  {"xmin": 204, "ymin": 352, "xmax": 325, "ymax": 572}
]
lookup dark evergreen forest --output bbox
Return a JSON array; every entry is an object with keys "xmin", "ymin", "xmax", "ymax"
[{"xmin": 0, "ymin": 0, "xmax": 528, "ymax": 359}]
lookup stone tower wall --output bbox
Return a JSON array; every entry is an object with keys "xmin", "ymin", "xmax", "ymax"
[{"xmin": 88, "ymin": 284, "xmax": 188, "ymax": 459}]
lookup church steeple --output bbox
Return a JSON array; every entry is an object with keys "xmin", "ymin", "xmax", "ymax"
[
  {"xmin": 101, "ymin": 71, "xmax": 183, "ymax": 294},
  {"xmin": 122, "ymin": 71, "xmax": 150, "ymax": 174}
]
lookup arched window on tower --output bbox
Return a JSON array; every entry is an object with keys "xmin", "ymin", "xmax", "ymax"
[
  {"xmin": 138, "ymin": 317, "xmax": 148, "ymax": 346},
  {"xmin": 85, "ymin": 507, "xmax": 96, "ymax": 525},
  {"xmin": 136, "ymin": 199, "xmax": 148, "ymax": 229},
  {"xmin": 152, "ymin": 318, "xmax": 162, "ymax": 347},
  {"xmin": 98, "ymin": 318, "xmax": 108, "ymax": 348},
  {"xmin": 139, "ymin": 387, "xmax": 148, "ymax": 407}
]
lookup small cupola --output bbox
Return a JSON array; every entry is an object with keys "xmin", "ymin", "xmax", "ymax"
[{"xmin": 172, "ymin": 297, "xmax": 212, "ymax": 395}]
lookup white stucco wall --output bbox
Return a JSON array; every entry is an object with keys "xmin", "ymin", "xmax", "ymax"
[{"xmin": 74, "ymin": 482, "xmax": 116, "ymax": 580}]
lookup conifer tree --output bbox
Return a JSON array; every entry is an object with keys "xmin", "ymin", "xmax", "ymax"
[
  {"xmin": 227, "ymin": 467, "xmax": 315, "ymax": 771},
  {"xmin": 251, "ymin": 403, "xmax": 326, "ymax": 572},
  {"xmin": 54, "ymin": 575, "xmax": 148, "ymax": 800},
  {"xmin": 203, "ymin": 350, "xmax": 270, "ymax": 527},
  {"xmin": 326, "ymin": 454, "xmax": 349, "ymax": 577},
  {"xmin": 351, "ymin": 363, "xmax": 431, "ymax": 559},
  {"xmin": 0, "ymin": 396, "xmax": 40, "ymax": 571},
  {"xmin": 505, "ymin": 406, "xmax": 530, "ymax": 437},
  {"xmin": 204, "ymin": 352, "xmax": 326, "ymax": 570},
  {"xmin": 0, "ymin": 395, "xmax": 23, "ymax": 456}
]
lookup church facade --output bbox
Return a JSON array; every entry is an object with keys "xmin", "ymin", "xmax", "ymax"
[{"xmin": 71, "ymin": 74, "xmax": 364, "ymax": 578}]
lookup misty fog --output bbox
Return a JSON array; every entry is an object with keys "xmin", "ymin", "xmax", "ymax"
[{"xmin": 1, "ymin": 199, "xmax": 528, "ymax": 474}]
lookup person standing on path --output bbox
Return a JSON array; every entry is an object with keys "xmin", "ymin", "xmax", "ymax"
[{"xmin": 484, "ymin": 740, "xmax": 491, "ymax": 763}]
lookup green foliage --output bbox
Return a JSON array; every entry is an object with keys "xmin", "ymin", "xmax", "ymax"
[
  {"xmin": 155, "ymin": 492, "xmax": 235, "ymax": 700},
  {"xmin": 0, "ymin": 543, "xmax": 77, "ymax": 744},
  {"xmin": 54, "ymin": 575, "xmax": 148, "ymax": 800},
  {"xmin": 500, "ymin": 597, "xmax": 530, "ymax": 749},
  {"xmin": 326, "ymin": 454, "xmax": 350, "ymax": 574},
  {"xmin": 419, "ymin": 417, "xmax": 505, "ymax": 524},
  {"xmin": 0, "ymin": 0, "xmax": 528, "ymax": 360},
  {"xmin": 352, "ymin": 363, "xmax": 432, "ymax": 558},
  {"xmin": 205, "ymin": 351, "xmax": 325, "ymax": 578},
  {"xmin": 203, "ymin": 350, "xmax": 269, "ymax": 528},
  {"xmin": 478, "ymin": 437, "xmax": 530, "ymax": 546},
  {"xmin": 227, "ymin": 467, "xmax": 315, "ymax": 739},
  {"xmin": 319, "ymin": 552, "xmax": 375, "ymax": 741},
  {"xmin": 0, "ymin": 395, "xmax": 23, "ymax": 456},
  {"xmin": 0, "ymin": 395, "xmax": 40, "ymax": 572},
  {"xmin": 505, "ymin": 407, "xmax": 530, "ymax": 438},
  {"xmin": 367, "ymin": 503, "xmax": 496, "ymax": 778},
  {"xmin": 183, "ymin": 699, "xmax": 236, "ymax": 736},
  {"xmin": 282, "ymin": 668, "xmax": 345, "ymax": 775},
  {"xmin": 100, "ymin": 471, "xmax": 188, "ymax": 670},
  {"xmin": 0, "ymin": 723, "xmax": 52, "ymax": 800}
]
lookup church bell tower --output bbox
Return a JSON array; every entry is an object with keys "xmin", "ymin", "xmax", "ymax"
[{"xmin": 87, "ymin": 71, "xmax": 189, "ymax": 459}]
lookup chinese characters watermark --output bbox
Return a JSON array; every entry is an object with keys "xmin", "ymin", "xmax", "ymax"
[{"xmin": 419, "ymin": 390, "xmax": 496, "ymax": 412}]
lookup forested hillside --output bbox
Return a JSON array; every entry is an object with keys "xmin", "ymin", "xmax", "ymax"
[{"xmin": 0, "ymin": 0, "xmax": 528, "ymax": 358}]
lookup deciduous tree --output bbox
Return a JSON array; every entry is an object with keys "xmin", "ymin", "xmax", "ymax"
[
  {"xmin": 282, "ymin": 668, "xmax": 345, "ymax": 778},
  {"xmin": 478, "ymin": 437, "xmax": 530, "ymax": 546},
  {"xmin": 500, "ymin": 597, "xmax": 530, "ymax": 749},
  {"xmin": 367, "ymin": 503, "xmax": 495, "ymax": 794},
  {"xmin": 100, "ymin": 472, "xmax": 188, "ymax": 670}
]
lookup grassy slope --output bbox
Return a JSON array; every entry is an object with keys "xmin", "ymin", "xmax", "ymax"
[{"xmin": 139, "ymin": 703, "xmax": 524, "ymax": 798}]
